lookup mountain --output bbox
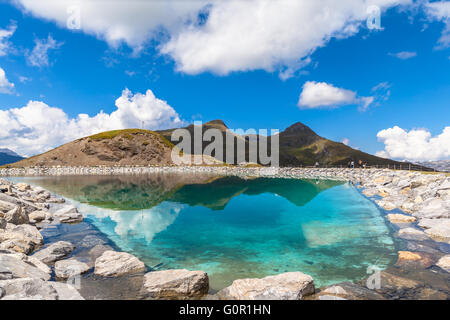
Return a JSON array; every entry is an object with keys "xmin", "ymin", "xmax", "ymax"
[
  {"xmin": 277, "ymin": 122, "xmax": 404, "ymax": 166},
  {"xmin": 5, "ymin": 129, "xmax": 176, "ymax": 168},
  {"xmin": 4, "ymin": 120, "xmax": 415, "ymax": 168},
  {"xmin": 414, "ymin": 160, "xmax": 450, "ymax": 172},
  {"xmin": 0, "ymin": 148, "xmax": 24, "ymax": 166},
  {"xmin": 159, "ymin": 120, "xmax": 408, "ymax": 167}
]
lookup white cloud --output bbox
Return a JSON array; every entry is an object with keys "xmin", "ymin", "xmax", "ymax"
[
  {"xmin": 0, "ymin": 67, "xmax": 15, "ymax": 94},
  {"xmin": 26, "ymin": 35, "xmax": 63, "ymax": 67},
  {"xmin": 389, "ymin": 51, "xmax": 417, "ymax": 59},
  {"xmin": 14, "ymin": 0, "xmax": 209, "ymax": 49},
  {"xmin": 15, "ymin": 0, "xmax": 411, "ymax": 77},
  {"xmin": 161, "ymin": 0, "xmax": 410, "ymax": 77},
  {"xmin": 0, "ymin": 24, "xmax": 16, "ymax": 56},
  {"xmin": 376, "ymin": 126, "xmax": 450, "ymax": 161},
  {"xmin": 425, "ymin": 0, "xmax": 450, "ymax": 48},
  {"xmin": 18, "ymin": 76, "xmax": 31, "ymax": 83},
  {"xmin": 342, "ymin": 138, "xmax": 350, "ymax": 146},
  {"xmin": 297, "ymin": 81, "xmax": 374, "ymax": 110},
  {"xmin": 0, "ymin": 89, "xmax": 183, "ymax": 157}
]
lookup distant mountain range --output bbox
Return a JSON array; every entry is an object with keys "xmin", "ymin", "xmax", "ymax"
[
  {"xmin": 4, "ymin": 120, "xmax": 420, "ymax": 168},
  {"xmin": 0, "ymin": 148, "xmax": 24, "ymax": 166},
  {"xmin": 414, "ymin": 160, "xmax": 450, "ymax": 172}
]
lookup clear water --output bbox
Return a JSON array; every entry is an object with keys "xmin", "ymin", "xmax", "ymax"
[{"xmin": 15, "ymin": 174, "xmax": 397, "ymax": 291}]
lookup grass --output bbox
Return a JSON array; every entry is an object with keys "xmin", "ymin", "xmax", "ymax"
[{"xmin": 89, "ymin": 129, "xmax": 156, "ymax": 140}]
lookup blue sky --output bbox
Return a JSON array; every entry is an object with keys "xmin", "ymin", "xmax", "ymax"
[{"xmin": 0, "ymin": 0, "xmax": 449, "ymax": 160}]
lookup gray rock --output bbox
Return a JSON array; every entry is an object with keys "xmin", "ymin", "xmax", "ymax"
[
  {"xmin": 54, "ymin": 205, "xmax": 83, "ymax": 223},
  {"xmin": 4, "ymin": 206, "xmax": 29, "ymax": 225},
  {"xmin": 0, "ymin": 253, "xmax": 51, "ymax": 280},
  {"xmin": 0, "ymin": 278, "xmax": 84, "ymax": 300},
  {"xmin": 54, "ymin": 258, "xmax": 91, "ymax": 279},
  {"xmin": 0, "ymin": 218, "xmax": 6, "ymax": 230},
  {"xmin": 141, "ymin": 269, "xmax": 209, "ymax": 299},
  {"xmin": 94, "ymin": 250, "xmax": 145, "ymax": 277},
  {"xmin": 32, "ymin": 241, "xmax": 75, "ymax": 264},
  {"xmin": 9, "ymin": 224, "xmax": 43, "ymax": 246},
  {"xmin": 217, "ymin": 272, "xmax": 314, "ymax": 300}
]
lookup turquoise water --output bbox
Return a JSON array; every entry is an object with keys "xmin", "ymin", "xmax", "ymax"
[{"xmin": 16, "ymin": 174, "xmax": 397, "ymax": 291}]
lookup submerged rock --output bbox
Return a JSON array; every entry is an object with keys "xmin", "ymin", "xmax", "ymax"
[
  {"xmin": 397, "ymin": 228, "xmax": 430, "ymax": 241},
  {"xmin": 32, "ymin": 241, "xmax": 75, "ymax": 264},
  {"xmin": 94, "ymin": 251, "xmax": 145, "ymax": 277},
  {"xmin": 395, "ymin": 251, "xmax": 434, "ymax": 269},
  {"xmin": 141, "ymin": 269, "xmax": 209, "ymax": 300},
  {"xmin": 217, "ymin": 272, "xmax": 315, "ymax": 300},
  {"xmin": 387, "ymin": 214, "xmax": 416, "ymax": 223}
]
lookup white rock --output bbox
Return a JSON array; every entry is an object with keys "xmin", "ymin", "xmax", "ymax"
[
  {"xmin": 141, "ymin": 269, "xmax": 209, "ymax": 299},
  {"xmin": 0, "ymin": 252, "xmax": 51, "ymax": 280},
  {"xmin": 54, "ymin": 258, "xmax": 91, "ymax": 279},
  {"xmin": 0, "ymin": 278, "xmax": 84, "ymax": 300},
  {"xmin": 94, "ymin": 251, "xmax": 145, "ymax": 277},
  {"xmin": 217, "ymin": 272, "xmax": 315, "ymax": 300},
  {"xmin": 387, "ymin": 214, "xmax": 416, "ymax": 223},
  {"xmin": 28, "ymin": 211, "xmax": 47, "ymax": 223},
  {"xmin": 9, "ymin": 224, "xmax": 43, "ymax": 246},
  {"xmin": 54, "ymin": 206, "xmax": 83, "ymax": 223}
]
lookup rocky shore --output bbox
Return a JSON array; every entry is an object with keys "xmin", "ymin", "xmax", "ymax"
[{"xmin": 1, "ymin": 167, "xmax": 449, "ymax": 300}]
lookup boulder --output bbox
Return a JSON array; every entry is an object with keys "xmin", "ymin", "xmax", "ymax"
[
  {"xmin": 0, "ymin": 230, "xmax": 36, "ymax": 254},
  {"xmin": 319, "ymin": 282, "xmax": 384, "ymax": 300},
  {"xmin": 0, "ymin": 252, "xmax": 51, "ymax": 280},
  {"xmin": 94, "ymin": 251, "xmax": 145, "ymax": 277},
  {"xmin": 54, "ymin": 205, "xmax": 83, "ymax": 223},
  {"xmin": 4, "ymin": 206, "xmax": 29, "ymax": 225},
  {"xmin": 435, "ymin": 255, "xmax": 450, "ymax": 273},
  {"xmin": 15, "ymin": 183, "xmax": 31, "ymax": 192},
  {"xmin": 28, "ymin": 211, "xmax": 47, "ymax": 224},
  {"xmin": 9, "ymin": 224, "xmax": 43, "ymax": 246},
  {"xmin": 32, "ymin": 241, "xmax": 75, "ymax": 264},
  {"xmin": 386, "ymin": 214, "xmax": 416, "ymax": 223},
  {"xmin": 217, "ymin": 272, "xmax": 314, "ymax": 300},
  {"xmin": 0, "ymin": 278, "xmax": 84, "ymax": 300},
  {"xmin": 141, "ymin": 269, "xmax": 209, "ymax": 299},
  {"xmin": 54, "ymin": 258, "xmax": 91, "ymax": 279},
  {"xmin": 418, "ymin": 218, "xmax": 450, "ymax": 240}
]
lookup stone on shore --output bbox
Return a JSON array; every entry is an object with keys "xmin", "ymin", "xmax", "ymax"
[
  {"xmin": 435, "ymin": 255, "xmax": 450, "ymax": 273},
  {"xmin": 387, "ymin": 214, "xmax": 416, "ymax": 223},
  {"xmin": 94, "ymin": 250, "xmax": 145, "ymax": 277},
  {"xmin": 418, "ymin": 218, "xmax": 450, "ymax": 240},
  {"xmin": 54, "ymin": 258, "xmax": 91, "ymax": 279},
  {"xmin": 141, "ymin": 269, "xmax": 209, "ymax": 300},
  {"xmin": 53, "ymin": 205, "xmax": 83, "ymax": 223},
  {"xmin": 28, "ymin": 211, "xmax": 48, "ymax": 224},
  {"xmin": 4, "ymin": 206, "xmax": 29, "ymax": 225},
  {"xmin": 0, "ymin": 218, "xmax": 6, "ymax": 230},
  {"xmin": 32, "ymin": 241, "xmax": 75, "ymax": 264},
  {"xmin": 0, "ymin": 252, "xmax": 51, "ymax": 280},
  {"xmin": 9, "ymin": 224, "xmax": 43, "ymax": 246},
  {"xmin": 0, "ymin": 278, "xmax": 84, "ymax": 300},
  {"xmin": 217, "ymin": 272, "xmax": 314, "ymax": 300}
]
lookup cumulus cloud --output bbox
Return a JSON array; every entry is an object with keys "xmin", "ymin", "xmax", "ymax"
[
  {"xmin": 14, "ymin": 0, "xmax": 209, "ymax": 49},
  {"xmin": 297, "ymin": 81, "xmax": 374, "ymax": 110},
  {"xmin": 0, "ymin": 67, "xmax": 15, "ymax": 94},
  {"xmin": 376, "ymin": 126, "xmax": 450, "ymax": 161},
  {"xmin": 0, "ymin": 24, "xmax": 16, "ymax": 56},
  {"xmin": 0, "ymin": 89, "xmax": 183, "ymax": 156},
  {"xmin": 388, "ymin": 51, "xmax": 417, "ymax": 59},
  {"xmin": 26, "ymin": 35, "xmax": 63, "ymax": 67},
  {"xmin": 14, "ymin": 0, "xmax": 410, "ymax": 77},
  {"xmin": 342, "ymin": 138, "xmax": 350, "ymax": 146}
]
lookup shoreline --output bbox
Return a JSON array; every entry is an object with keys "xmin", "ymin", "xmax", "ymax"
[{"xmin": 1, "ymin": 168, "xmax": 449, "ymax": 300}]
